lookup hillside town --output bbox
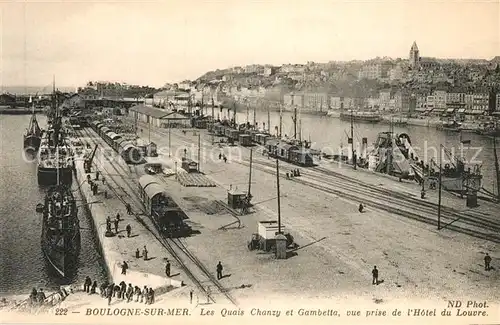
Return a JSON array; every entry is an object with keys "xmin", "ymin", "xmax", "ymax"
[{"xmin": 2, "ymin": 41, "xmax": 500, "ymax": 123}]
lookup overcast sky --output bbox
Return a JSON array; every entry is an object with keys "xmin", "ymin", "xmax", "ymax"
[{"xmin": 1, "ymin": 0, "xmax": 499, "ymax": 88}]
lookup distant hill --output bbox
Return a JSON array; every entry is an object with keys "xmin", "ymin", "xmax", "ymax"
[{"xmin": 1, "ymin": 86, "xmax": 76, "ymax": 95}]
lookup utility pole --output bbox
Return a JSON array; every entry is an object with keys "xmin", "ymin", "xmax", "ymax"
[
  {"xmin": 247, "ymin": 149, "xmax": 253, "ymax": 200},
  {"xmin": 493, "ymin": 136, "xmax": 500, "ymax": 201},
  {"xmin": 276, "ymin": 159, "xmax": 281, "ymax": 234},
  {"xmin": 253, "ymin": 102, "xmax": 256, "ymax": 129},
  {"xmin": 233, "ymin": 102, "xmax": 236, "ymax": 128},
  {"xmin": 293, "ymin": 105, "xmax": 297, "ymax": 139},
  {"xmin": 437, "ymin": 144, "xmax": 442, "ymax": 230},
  {"xmin": 168, "ymin": 127, "xmax": 171, "ymax": 157},
  {"xmin": 350, "ymin": 109, "xmax": 356, "ymax": 170},
  {"xmin": 246, "ymin": 100, "xmax": 249, "ymax": 124},
  {"xmin": 267, "ymin": 104, "xmax": 271, "ymax": 134},
  {"xmin": 198, "ymin": 133, "xmax": 201, "ymax": 172},
  {"xmin": 279, "ymin": 104, "xmax": 283, "ymax": 138},
  {"xmin": 148, "ymin": 118, "xmax": 151, "ymax": 144}
]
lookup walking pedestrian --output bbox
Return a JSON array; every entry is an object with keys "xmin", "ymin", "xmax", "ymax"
[
  {"xmin": 143, "ymin": 246, "xmax": 148, "ymax": 260},
  {"xmin": 95, "ymin": 171, "xmax": 100, "ymax": 181},
  {"xmin": 219, "ymin": 153, "xmax": 222, "ymax": 160},
  {"xmin": 189, "ymin": 290, "xmax": 193, "ymax": 304},
  {"xmin": 116, "ymin": 213, "xmax": 121, "ymax": 221},
  {"xmin": 485, "ymin": 253, "xmax": 492, "ymax": 271},
  {"xmin": 149, "ymin": 287, "xmax": 155, "ymax": 304},
  {"xmin": 114, "ymin": 218, "xmax": 119, "ymax": 234},
  {"xmin": 141, "ymin": 286, "xmax": 147, "ymax": 303},
  {"xmin": 83, "ymin": 276, "xmax": 91, "ymax": 292},
  {"xmin": 216, "ymin": 261, "xmax": 223, "ymax": 280},
  {"xmin": 358, "ymin": 203, "xmax": 364, "ymax": 213},
  {"xmin": 121, "ymin": 261, "xmax": 128, "ymax": 275},
  {"xmin": 165, "ymin": 261, "xmax": 171, "ymax": 277},
  {"xmin": 372, "ymin": 266, "xmax": 379, "ymax": 285},
  {"xmin": 135, "ymin": 248, "xmax": 140, "ymax": 258},
  {"xmin": 90, "ymin": 281, "xmax": 97, "ymax": 294},
  {"xmin": 126, "ymin": 284, "xmax": 133, "ymax": 303},
  {"xmin": 126, "ymin": 203, "xmax": 132, "ymax": 215},
  {"xmin": 134, "ymin": 286, "xmax": 141, "ymax": 302},
  {"xmin": 106, "ymin": 220, "xmax": 112, "ymax": 233},
  {"xmin": 126, "ymin": 224, "xmax": 132, "ymax": 237}
]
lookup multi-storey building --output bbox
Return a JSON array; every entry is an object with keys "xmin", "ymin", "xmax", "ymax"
[
  {"xmin": 378, "ymin": 90, "xmax": 392, "ymax": 111},
  {"xmin": 358, "ymin": 63, "xmax": 392, "ymax": 80},
  {"xmin": 302, "ymin": 93, "xmax": 329, "ymax": 113},
  {"xmin": 283, "ymin": 93, "xmax": 303, "ymax": 109},
  {"xmin": 496, "ymin": 93, "xmax": 500, "ymax": 112},
  {"xmin": 330, "ymin": 96, "xmax": 355, "ymax": 110}
]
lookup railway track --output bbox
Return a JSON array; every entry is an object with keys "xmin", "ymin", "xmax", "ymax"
[
  {"xmin": 75, "ymin": 127, "xmax": 237, "ymax": 306},
  {"xmin": 131, "ymin": 124, "xmax": 500, "ymax": 242},
  {"xmin": 236, "ymin": 159, "xmax": 500, "ymax": 243}
]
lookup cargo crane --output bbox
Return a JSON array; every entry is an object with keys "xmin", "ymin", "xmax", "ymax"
[{"xmin": 84, "ymin": 145, "xmax": 98, "ymax": 173}]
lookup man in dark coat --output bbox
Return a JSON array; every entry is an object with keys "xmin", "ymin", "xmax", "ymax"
[
  {"xmin": 121, "ymin": 261, "xmax": 128, "ymax": 275},
  {"xmin": 372, "ymin": 266, "xmax": 379, "ymax": 285},
  {"xmin": 165, "ymin": 261, "xmax": 171, "ymax": 277},
  {"xmin": 84, "ymin": 276, "xmax": 92, "ymax": 293},
  {"xmin": 485, "ymin": 253, "xmax": 492, "ymax": 271},
  {"xmin": 114, "ymin": 218, "xmax": 119, "ymax": 234},
  {"xmin": 216, "ymin": 261, "xmax": 223, "ymax": 280},
  {"xmin": 126, "ymin": 224, "xmax": 132, "ymax": 237}
]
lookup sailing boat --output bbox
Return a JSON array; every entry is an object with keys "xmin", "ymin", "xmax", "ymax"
[
  {"xmin": 37, "ymin": 184, "xmax": 80, "ymax": 278},
  {"xmin": 23, "ymin": 96, "xmax": 42, "ymax": 152}
]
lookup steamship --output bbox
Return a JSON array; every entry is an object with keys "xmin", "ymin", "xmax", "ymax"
[{"xmin": 38, "ymin": 184, "xmax": 80, "ymax": 277}]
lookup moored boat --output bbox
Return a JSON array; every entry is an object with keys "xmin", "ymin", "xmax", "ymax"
[
  {"xmin": 340, "ymin": 110, "xmax": 382, "ymax": 123},
  {"xmin": 38, "ymin": 184, "xmax": 80, "ymax": 277},
  {"xmin": 23, "ymin": 102, "xmax": 43, "ymax": 152}
]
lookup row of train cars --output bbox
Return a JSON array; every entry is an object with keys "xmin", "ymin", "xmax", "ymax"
[
  {"xmin": 210, "ymin": 123, "xmax": 317, "ymax": 167},
  {"xmin": 90, "ymin": 119, "xmax": 317, "ymax": 167},
  {"xmin": 90, "ymin": 121, "xmax": 191, "ymax": 237},
  {"xmin": 90, "ymin": 121, "xmax": 146, "ymax": 164}
]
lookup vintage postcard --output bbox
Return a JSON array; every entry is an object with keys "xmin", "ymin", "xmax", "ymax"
[{"xmin": 0, "ymin": 1, "xmax": 499, "ymax": 324}]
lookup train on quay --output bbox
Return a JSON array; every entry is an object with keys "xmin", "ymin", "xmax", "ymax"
[
  {"xmin": 90, "ymin": 121, "xmax": 144, "ymax": 164},
  {"xmin": 209, "ymin": 122, "xmax": 318, "ymax": 167},
  {"xmin": 138, "ymin": 175, "xmax": 192, "ymax": 237}
]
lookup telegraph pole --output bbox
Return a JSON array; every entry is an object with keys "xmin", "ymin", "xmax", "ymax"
[
  {"xmin": 168, "ymin": 127, "xmax": 171, "ymax": 157},
  {"xmin": 279, "ymin": 104, "xmax": 283, "ymax": 138},
  {"xmin": 198, "ymin": 133, "xmax": 201, "ymax": 172},
  {"xmin": 437, "ymin": 144, "xmax": 442, "ymax": 230},
  {"xmin": 350, "ymin": 110, "xmax": 356, "ymax": 170},
  {"xmin": 253, "ymin": 102, "xmax": 256, "ymax": 129},
  {"xmin": 276, "ymin": 159, "xmax": 281, "ymax": 234},
  {"xmin": 248, "ymin": 149, "xmax": 253, "ymax": 200},
  {"xmin": 267, "ymin": 103, "xmax": 271, "ymax": 133}
]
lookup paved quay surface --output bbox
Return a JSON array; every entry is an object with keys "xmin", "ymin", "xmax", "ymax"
[
  {"xmin": 131, "ymin": 120, "xmax": 499, "ymax": 303},
  {"xmin": 74, "ymin": 153, "xmax": 183, "ymax": 292}
]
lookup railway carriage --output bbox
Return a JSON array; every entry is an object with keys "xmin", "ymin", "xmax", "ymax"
[
  {"xmin": 138, "ymin": 175, "xmax": 191, "ymax": 238},
  {"xmin": 239, "ymin": 134, "xmax": 252, "ymax": 147},
  {"xmin": 120, "ymin": 141, "xmax": 143, "ymax": 164},
  {"xmin": 265, "ymin": 140, "xmax": 315, "ymax": 167},
  {"xmin": 227, "ymin": 129, "xmax": 240, "ymax": 141},
  {"xmin": 289, "ymin": 148, "xmax": 314, "ymax": 166}
]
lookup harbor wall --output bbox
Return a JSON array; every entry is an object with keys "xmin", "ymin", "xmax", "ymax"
[{"xmin": 73, "ymin": 160, "xmax": 183, "ymax": 290}]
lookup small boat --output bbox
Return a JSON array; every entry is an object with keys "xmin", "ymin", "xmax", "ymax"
[
  {"xmin": 39, "ymin": 184, "xmax": 80, "ymax": 277},
  {"xmin": 340, "ymin": 110, "xmax": 382, "ymax": 123},
  {"xmin": 436, "ymin": 120, "xmax": 461, "ymax": 132},
  {"xmin": 23, "ymin": 103, "xmax": 42, "ymax": 152}
]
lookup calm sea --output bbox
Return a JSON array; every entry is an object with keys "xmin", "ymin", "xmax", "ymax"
[
  {"xmin": 0, "ymin": 115, "xmax": 107, "ymax": 295},
  {"xmin": 229, "ymin": 108, "xmax": 499, "ymax": 193}
]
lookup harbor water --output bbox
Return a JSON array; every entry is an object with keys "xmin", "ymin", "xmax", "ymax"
[
  {"xmin": 0, "ymin": 115, "xmax": 107, "ymax": 295},
  {"xmin": 226, "ymin": 108, "xmax": 499, "ymax": 193}
]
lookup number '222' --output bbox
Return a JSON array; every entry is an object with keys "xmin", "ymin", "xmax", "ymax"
[{"xmin": 55, "ymin": 308, "xmax": 68, "ymax": 315}]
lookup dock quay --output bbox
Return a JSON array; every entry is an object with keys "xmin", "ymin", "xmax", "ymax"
[
  {"xmin": 74, "ymin": 158, "xmax": 184, "ymax": 292},
  {"xmin": 122, "ymin": 118, "xmax": 500, "ymax": 302}
]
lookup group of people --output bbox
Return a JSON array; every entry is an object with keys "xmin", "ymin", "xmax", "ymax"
[
  {"xmin": 135, "ymin": 246, "xmax": 149, "ymax": 260},
  {"xmin": 218, "ymin": 153, "xmax": 228, "ymax": 163},
  {"xmin": 83, "ymin": 276, "xmax": 98, "ymax": 294},
  {"xmin": 286, "ymin": 169, "xmax": 301, "ymax": 179},
  {"xmin": 98, "ymin": 281, "xmax": 155, "ymax": 305},
  {"xmin": 28, "ymin": 288, "xmax": 47, "ymax": 306},
  {"xmin": 105, "ymin": 214, "xmax": 132, "ymax": 237}
]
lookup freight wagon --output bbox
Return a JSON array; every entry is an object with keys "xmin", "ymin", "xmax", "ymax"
[
  {"xmin": 138, "ymin": 175, "xmax": 191, "ymax": 238},
  {"xmin": 266, "ymin": 140, "xmax": 315, "ymax": 167},
  {"xmin": 91, "ymin": 121, "xmax": 144, "ymax": 164}
]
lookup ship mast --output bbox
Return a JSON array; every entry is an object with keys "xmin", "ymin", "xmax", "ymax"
[
  {"xmin": 279, "ymin": 104, "xmax": 283, "ymax": 138},
  {"xmin": 292, "ymin": 105, "xmax": 297, "ymax": 139},
  {"xmin": 493, "ymin": 136, "xmax": 500, "ymax": 202},
  {"xmin": 350, "ymin": 109, "xmax": 356, "ymax": 170},
  {"xmin": 267, "ymin": 103, "xmax": 270, "ymax": 134}
]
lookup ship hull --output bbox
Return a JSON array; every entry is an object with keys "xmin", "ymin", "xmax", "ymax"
[
  {"xmin": 24, "ymin": 135, "xmax": 41, "ymax": 152},
  {"xmin": 41, "ymin": 238, "xmax": 80, "ymax": 278},
  {"xmin": 37, "ymin": 166, "xmax": 73, "ymax": 186},
  {"xmin": 340, "ymin": 114, "xmax": 382, "ymax": 123}
]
